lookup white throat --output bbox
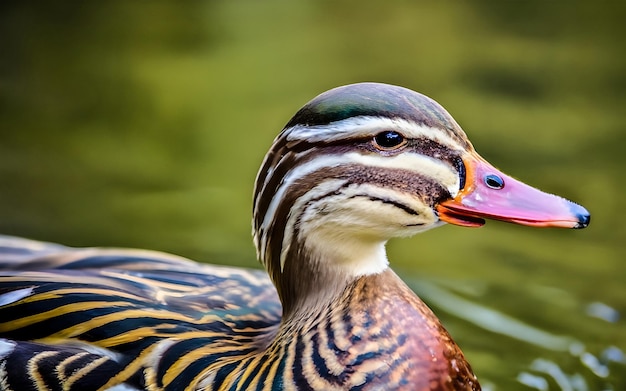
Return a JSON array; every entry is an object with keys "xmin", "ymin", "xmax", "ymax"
[{"xmin": 304, "ymin": 230, "xmax": 390, "ymax": 278}]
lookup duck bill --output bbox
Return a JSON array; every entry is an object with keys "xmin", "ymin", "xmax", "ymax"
[{"xmin": 436, "ymin": 154, "xmax": 590, "ymax": 229}]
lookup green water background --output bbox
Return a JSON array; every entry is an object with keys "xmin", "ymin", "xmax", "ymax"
[{"xmin": 0, "ymin": 2, "xmax": 624, "ymax": 389}]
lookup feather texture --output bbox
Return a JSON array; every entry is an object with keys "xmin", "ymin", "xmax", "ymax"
[{"xmin": 0, "ymin": 235, "xmax": 477, "ymax": 390}]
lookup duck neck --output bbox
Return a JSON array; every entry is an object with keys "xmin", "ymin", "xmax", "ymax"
[{"xmin": 274, "ymin": 239, "xmax": 388, "ymax": 317}]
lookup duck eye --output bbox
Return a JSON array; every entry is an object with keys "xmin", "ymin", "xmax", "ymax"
[
  {"xmin": 373, "ymin": 131, "xmax": 406, "ymax": 150},
  {"xmin": 484, "ymin": 174, "xmax": 504, "ymax": 189}
]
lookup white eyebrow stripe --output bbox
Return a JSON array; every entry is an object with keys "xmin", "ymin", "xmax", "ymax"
[{"xmin": 284, "ymin": 116, "xmax": 465, "ymax": 151}]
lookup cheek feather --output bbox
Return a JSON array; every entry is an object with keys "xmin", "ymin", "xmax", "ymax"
[
  {"xmin": 280, "ymin": 179, "xmax": 349, "ymax": 271},
  {"xmin": 257, "ymin": 148, "xmax": 459, "ymax": 267},
  {"xmin": 284, "ymin": 180, "xmax": 440, "ymax": 278}
]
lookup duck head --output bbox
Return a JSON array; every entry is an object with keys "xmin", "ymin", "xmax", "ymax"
[{"xmin": 252, "ymin": 82, "xmax": 589, "ymax": 309}]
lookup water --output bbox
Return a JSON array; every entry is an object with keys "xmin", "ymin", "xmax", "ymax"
[{"xmin": 0, "ymin": 2, "xmax": 624, "ymax": 389}]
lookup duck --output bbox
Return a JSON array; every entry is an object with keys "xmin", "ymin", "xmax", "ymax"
[{"xmin": 0, "ymin": 82, "xmax": 589, "ymax": 391}]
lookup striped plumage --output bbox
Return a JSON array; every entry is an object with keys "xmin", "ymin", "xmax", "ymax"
[{"xmin": 0, "ymin": 83, "xmax": 589, "ymax": 391}]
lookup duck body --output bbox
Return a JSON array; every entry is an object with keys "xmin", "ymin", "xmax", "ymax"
[
  {"xmin": 0, "ymin": 83, "xmax": 588, "ymax": 390},
  {"xmin": 0, "ymin": 236, "xmax": 475, "ymax": 390},
  {"xmin": 0, "ymin": 236, "xmax": 476, "ymax": 390}
]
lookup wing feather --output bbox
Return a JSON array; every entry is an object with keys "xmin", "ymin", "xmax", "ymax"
[{"xmin": 0, "ymin": 235, "xmax": 281, "ymax": 390}]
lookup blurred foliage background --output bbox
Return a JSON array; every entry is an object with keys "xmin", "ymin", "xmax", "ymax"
[{"xmin": 0, "ymin": 1, "xmax": 624, "ymax": 390}]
